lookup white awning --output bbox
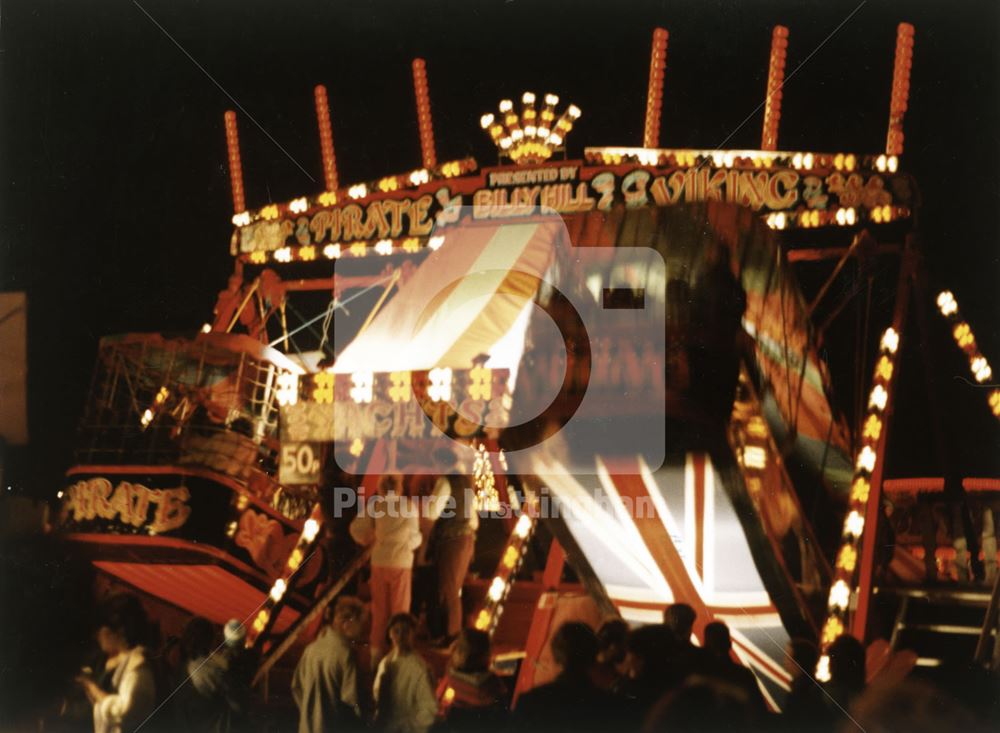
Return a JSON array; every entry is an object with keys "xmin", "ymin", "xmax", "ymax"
[{"xmin": 333, "ymin": 219, "xmax": 559, "ymax": 374}]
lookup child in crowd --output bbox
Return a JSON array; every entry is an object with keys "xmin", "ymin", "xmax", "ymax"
[
  {"xmin": 373, "ymin": 613, "xmax": 437, "ymax": 733},
  {"xmin": 592, "ymin": 619, "xmax": 629, "ymax": 692},
  {"xmin": 436, "ymin": 628, "xmax": 508, "ymax": 731}
]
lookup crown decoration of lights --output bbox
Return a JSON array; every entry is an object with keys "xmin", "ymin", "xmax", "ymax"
[{"xmin": 481, "ymin": 92, "xmax": 581, "ymax": 165}]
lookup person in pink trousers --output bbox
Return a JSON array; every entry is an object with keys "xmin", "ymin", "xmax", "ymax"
[{"xmin": 350, "ymin": 474, "xmax": 422, "ymax": 663}]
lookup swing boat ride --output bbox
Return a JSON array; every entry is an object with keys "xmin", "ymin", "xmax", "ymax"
[{"xmin": 54, "ymin": 20, "xmax": 1000, "ymax": 708}]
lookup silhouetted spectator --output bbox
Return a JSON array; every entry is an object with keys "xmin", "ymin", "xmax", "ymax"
[
  {"xmin": 436, "ymin": 628, "xmax": 508, "ymax": 732},
  {"xmin": 593, "ymin": 619, "xmax": 629, "ymax": 692},
  {"xmin": 173, "ymin": 616, "xmax": 238, "ymax": 732},
  {"xmin": 621, "ymin": 624, "xmax": 676, "ymax": 719},
  {"xmin": 701, "ymin": 621, "xmax": 767, "ymax": 716},
  {"xmin": 781, "ymin": 637, "xmax": 826, "ymax": 729},
  {"xmin": 512, "ymin": 622, "xmax": 620, "ymax": 733},
  {"xmin": 846, "ymin": 677, "xmax": 981, "ymax": 732},
  {"xmin": 77, "ymin": 594, "xmax": 158, "ymax": 733},
  {"xmin": 662, "ymin": 603, "xmax": 711, "ymax": 687},
  {"xmin": 643, "ymin": 676, "xmax": 760, "ymax": 733},
  {"xmin": 292, "ymin": 596, "xmax": 366, "ymax": 733},
  {"xmin": 373, "ymin": 613, "xmax": 437, "ymax": 733},
  {"xmin": 824, "ymin": 634, "xmax": 866, "ymax": 713},
  {"xmin": 663, "ymin": 603, "xmax": 697, "ymax": 643}
]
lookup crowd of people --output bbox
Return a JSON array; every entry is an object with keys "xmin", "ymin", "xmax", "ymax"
[
  {"xmin": 29, "ymin": 469, "xmax": 994, "ymax": 732},
  {"xmin": 292, "ymin": 591, "xmax": 977, "ymax": 732},
  {"xmin": 43, "ymin": 586, "xmax": 997, "ymax": 733},
  {"xmin": 65, "ymin": 593, "xmax": 256, "ymax": 733},
  {"xmin": 287, "ymin": 594, "xmax": 994, "ymax": 732}
]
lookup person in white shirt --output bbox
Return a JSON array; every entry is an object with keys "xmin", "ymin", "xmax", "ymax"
[
  {"xmin": 350, "ymin": 474, "xmax": 422, "ymax": 662},
  {"xmin": 373, "ymin": 613, "xmax": 437, "ymax": 733},
  {"xmin": 292, "ymin": 596, "xmax": 367, "ymax": 733},
  {"xmin": 77, "ymin": 594, "xmax": 158, "ymax": 733}
]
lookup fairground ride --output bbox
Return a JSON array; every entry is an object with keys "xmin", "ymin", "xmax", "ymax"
[{"xmin": 55, "ymin": 22, "xmax": 1000, "ymax": 709}]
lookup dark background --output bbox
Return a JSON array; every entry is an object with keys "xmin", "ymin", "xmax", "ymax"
[{"xmin": 1, "ymin": 0, "xmax": 997, "ymax": 495}]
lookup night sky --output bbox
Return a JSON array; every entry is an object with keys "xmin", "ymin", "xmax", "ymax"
[{"xmin": 1, "ymin": 0, "xmax": 997, "ymax": 494}]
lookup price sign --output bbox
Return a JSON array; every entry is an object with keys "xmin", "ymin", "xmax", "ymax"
[{"xmin": 279, "ymin": 442, "xmax": 322, "ymax": 485}]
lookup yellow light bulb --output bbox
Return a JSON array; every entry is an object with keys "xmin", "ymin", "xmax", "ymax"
[
  {"xmin": 836, "ymin": 545, "xmax": 857, "ymax": 573},
  {"xmin": 875, "ymin": 356, "xmax": 894, "ymax": 382},
  {"xmin": 821, "ymin": 618, "xmax": 844, "ymax": 647},
  {"xmin": 850, "ymin": 477, "xmax": 871, "ymax": 504},
  {"xmin": 989, "ymin": 389, "xmax": 1000, "ymax": 417},
  {"xmin": 880, "ymin": 328, "xmax": 900, "ymax": 354},
  {"xmin": 816, "ymin": 654, "xmax": 831, "ymax": 682},
  {"xmin": 953, "ymin": 323, "xmax": 975, "ymax": 348},
  {"xmin": 474, "ymin": 610, "xmax": 491, "ymax": 630},
  {"xmin": 488, "ymin": 577, "xmax": 506, "ymax": 602},
  {"xmin": 845, "ymin": 511, "xmax": 865, "ymax": 536},
  {"xmin": 862, "ymin": 415, "xmax": 882, "ymax": 441},
  {"xmin": 828, "ymin": 579, "xmax": 851, "ymax": 610}
]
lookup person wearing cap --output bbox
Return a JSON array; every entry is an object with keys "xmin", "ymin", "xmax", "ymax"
[
  {"xmin": 292, "ymin": 596, "xmax": 367, "ymax": 733},
  {"xmin": 350, "ymin": 474, "xmax": 422, "ymax": 662},
  {"xmin": 222, "ymin": 619, "xmax": 245, "ymax": 647},
  {"xmin": 220, "ymin": 620, "xmax": 255, "ymax": 731},
  {"xmin": 173, "ymin": 616, "xmax": 238, "ymax": 733}
]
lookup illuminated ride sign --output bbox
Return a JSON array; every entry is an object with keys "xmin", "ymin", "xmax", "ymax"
[
  {"xmin": 234, "ymin": 156, "xmax": 913, "ymax": 256},
  {"xmin": 279, "ymin": 367, "xmax": 512, "ymax": 444},
  {"xmin": 61, "ymin": 476, "xmax": 191, "ymax": 535},
  {"xmin": 58, "ymin": 472, "xmax": 323, "ymax": 581}
]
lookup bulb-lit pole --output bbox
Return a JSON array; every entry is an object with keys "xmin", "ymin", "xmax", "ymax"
[
  {"xmin": 643, "ymin": 28, "xmax": 668, "ymax": 148},
  {"xmin": 885, "ymin": 23, "xmax": 915, "ymax": 156},
  {"xmin": 412, "ymin": 58, "xmax": 437, "ymax": 169},
  {"xmin": 761, "ymin": 26, "xmax": 788, "ymax": 151},
  {"xmin": 224, "ymin": 110, "xmax": 246, "ymax": 215},
  {"xmin": 816, "ymin": 327, "xmax": 902, "ymax": 681},
  {"xmin": 313, "ymin": 85, "xmax": 340, "ymax": 194}
]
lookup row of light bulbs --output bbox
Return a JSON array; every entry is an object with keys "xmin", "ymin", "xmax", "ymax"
[
  {"xmin": 936, "ymin": 291, "xmax": 1000, "ymax": 419},
  {"xmin": 276, "ymin": 366, "xmax": 501, "ymax": 408},
  {"xmin": 473, "ymin": 442, "xmax": 501, "ymax": 512},
  {"xmin": 231, "ymin": 159, "xmax": 476, "ymax": 228},
  {"xmin": 246, "ymin": 510, "xmax": 323, "ymax": 646},
  {"xmin": 245, "ymin": 234, "xmax": 445, "ymax": 266},
  {"xmin": 765, "ymin": 205, "xmax": 906, "ymax": 231},
  {"xmin": 139, "ymin": 387, "xmax": 171, "ymax": 430},
  {"xmin": 473, "ymin": 511, "xmax": 535, "ymax": 635},
  {"xmin": 815, "ymin": 327, "xmax": 900, "ymax": 682},
  {"xmin": 584, "ymin": 147, "xmax": 894, "ymax": 174}
]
